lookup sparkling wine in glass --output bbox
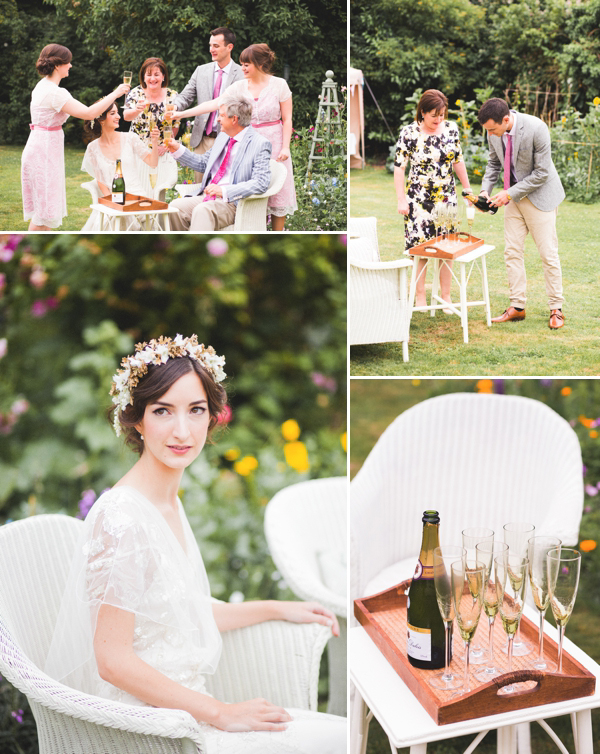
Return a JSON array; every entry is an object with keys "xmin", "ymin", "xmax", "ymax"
[
  {"xmin": 432, "ymin": 203, "xmax": 443, "ymax": 241},
  {"xmin": 528, "ymin": 536, "xmax": 562, "ymax": 670},
  {"xmin": 430, "ymin": 546, "xmax": 466, "ymax": 691},
  {"xmin": 149, "ymin": 171, "xmax": 157, "ymax": 190},
  {"xmin": 451, "ymin": 560, "xmax": 485, "ymax": 694},
  {"xmin": 495, "ymin": 554, "xmax": 528, "ymax": 694},
  {"xmin": 466, "ymin": 203, "xmax": 475, "ymax": 235},
  {"xmin": 165, "ymin": 102, "xmax": 175, "ymax": 121},
  {"xmin": 123, "ymin": 70, "xmax": 132, "ymax": 86},
  {"xmin": 163, "ymin": 125, "xmax": 173, "ymax": 147},
  {"xmin": 547, "ymin": 547, "xmax": 581, "ymax": 673},
  {"xmin": 474, "ymin": 541, "xmax": 509, "ymax": 682},
  {"xmin": 461, "ymin": 528, "xmax": 494, "ymax": 664},
  {"xmin": 503, "ymin": 522, "xmax": 535, "ymax": 656}
]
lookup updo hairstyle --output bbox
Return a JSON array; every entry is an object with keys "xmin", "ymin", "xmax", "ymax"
[
  {"xmin": 239, "ymin": 44, "xmax": 276, "ymax": 74},
  {"xmin": 82, "ymin": 102, "xmax": 116, "ymax": 144},
  {"xmin": 111, "ymin": 357, "xmax": 227, "ymax": 455},
  {"xmin": 36, "ymin": 44, "xmax": 72, "ymax": 76}
]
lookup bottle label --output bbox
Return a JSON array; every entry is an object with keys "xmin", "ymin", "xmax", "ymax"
[
  {"xmin": 112, "ymin": 192, "xmax": 124, "ymax": 203},
  {"xmin": 407, "ymin": 622, "xmax": 431, "ymax": 661},
  {"xmin": 412, "ymin": 559, "xmax": 434, "ymax": 580}
]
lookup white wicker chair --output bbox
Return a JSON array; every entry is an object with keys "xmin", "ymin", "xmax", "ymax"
[
  {"xmin": 348, "ymin": 217, "xmax": 381, "ymax": 260},
  {"xmin": 265, "ymin": 478, "xmax": 347, "ymax": 717},
  {"xmin": 0, "ymin": 514, "xmax": 330, "ymax": 754},
  {"xmin": 174, "ymin": 160, "xmax": 287, "ymax": 231},
  {"xmin": 350, "ymin": 393, "xmax": 585, "ymax": 754}
]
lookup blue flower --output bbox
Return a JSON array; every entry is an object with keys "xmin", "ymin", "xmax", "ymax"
[{"xmin": 312, "ymin": 198, "xmax": 321, "ymax": 206}]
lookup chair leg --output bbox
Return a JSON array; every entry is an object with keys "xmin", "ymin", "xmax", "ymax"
[
  {"xmin": 516, "ymin": 722, "xmax": 532, "ymax": 754},
  {"xmin": 350, "ymin": 689, "xmax": 371, "ymax": 754},
  {"xmin": 497, "ymin": 725, "xmax": 517, "ymax": 754}
]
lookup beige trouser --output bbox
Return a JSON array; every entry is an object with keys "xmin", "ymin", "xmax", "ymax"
[
  {"xmin": 193, "ymin": 133, "xmax": 216, "ymax": 183},
  {"xmin": 169, "ymin": 194, "xmax": 236, "ymax": 231},
  {"xmin": 504, "ymin": 196, "xmax": 563, "ymax": 309}
]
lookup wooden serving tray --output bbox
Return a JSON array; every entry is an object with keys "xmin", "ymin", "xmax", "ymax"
[
  {"xmin": 409, "ymin": 233, "xmax": 484, "ymax": 260},
  {"xmin": 99, "ymin": 193, "xmax": 167, "ymax": 212},
  {"xmin": 354, "ymin": 579, "xmax": 595, "ymax": 725}
]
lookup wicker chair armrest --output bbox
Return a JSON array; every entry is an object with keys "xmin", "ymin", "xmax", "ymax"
[{"xmin": 350, "ymin": 258, "xmax": 413, "ymax": 271}]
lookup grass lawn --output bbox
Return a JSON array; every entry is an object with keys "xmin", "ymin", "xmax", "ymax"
[
  {"xmin": 1, "ymin": 145, "xmax": 92, "ymax": 232},
  {"xmin": 350, "ymin": 164, "xmax": 600, "ymax": 376},
  {"xmin": 351, "ymin": 378, "xmax": 600, "ymax": 754}
]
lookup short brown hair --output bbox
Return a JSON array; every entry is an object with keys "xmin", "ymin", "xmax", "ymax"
[
  {"xmin": 139, "ymin": 58, "xmax": 169, "ymax": 89},
  {"xmin": 416, "ymin": 89, "xmax": 448, "ymax": 123},
  {"xmin": 477, "ymin": 98, "xmax": 510, "ymax": 125},
  {"xmin": 211, "ymin": 27, "xmax": 236, "ymax": 47},
  {"xmin": 239, "ymin": 44, "xmax": 276, "ymax": 73},
  {"xmin": 36, "ymin": 44, "xmax": 72, "ymax": 76},
  {"xmin": 111, "ymin": 357, "xmax": 227, "ymax": 455}
]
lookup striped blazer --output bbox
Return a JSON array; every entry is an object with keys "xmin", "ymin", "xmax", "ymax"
[{"xmin": 175, "ymin": 127, "xmax": 272, "ymax": 205}]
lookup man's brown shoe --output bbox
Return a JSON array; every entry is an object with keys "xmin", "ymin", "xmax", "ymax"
[
  {"xmin": 549, "ymin": 309, "xmax": 565, "ymax": 329},
  {"xmin": 491, "ymin": 306, "xmax": 526, "ymax": 323}
]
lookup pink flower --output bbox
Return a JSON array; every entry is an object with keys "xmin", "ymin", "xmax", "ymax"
[
  {"xmin": 0, "ymin": 272, "xmax": 6, "ymax": 292},
  {"xmin": 311, "ymin": 372, "xmax": 337, "ymax": 393},
  {"xmin": 31, "ymin": 300, "xmax": 48, "ymax": 318},
  {"xmin": 218, "ymin": 404, "xmax": 233, "ymax": 424},
  {"xmin": 0, "ymin": 338, "xmax": 6, "ymax": 359},
  {"xmin": 45, "ymin": 296, "xmax": 59, "ymax": 310},
  {"xmin": 339, "ymin": 234, "xmax": 347, "ymax": 246},
  {"xmin": 29, "ymin": 267, "xmax": 48, "ymax": 289},
  {"xmin": 11, "ymin": 399, "xmax": 29, "ymax": 416},
  {"xmin": 206, "ymin": 238, "xmax": 228, "ymax": 257},
  {"xmin": 585, "ymin": 484, "xmax": 598, "ymax": 497}
]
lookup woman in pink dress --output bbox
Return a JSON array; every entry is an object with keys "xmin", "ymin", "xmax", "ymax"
[
  {"xmin": 172, "ymin": 44, "xmax": 297, "ymax": 231},
  {"xmin": 22, "ymin": 44, "xmax": 130, "ymax": 230}
]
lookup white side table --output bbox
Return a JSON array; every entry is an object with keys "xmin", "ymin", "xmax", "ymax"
[
  {"xmin": 350, "ymin": 605, "xmax": 600, "ymax": 754},
  {"xmin": 89, "ymin": 204, "xmax": 180, "ymax": 231},
  {"xmin": 407, "ymin": 244, "xmax": 495, "ymax": 344}
]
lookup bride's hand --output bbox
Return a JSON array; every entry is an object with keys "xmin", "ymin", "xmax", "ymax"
[
  {"xmin": 275, "ymin": 601, "xmax": 340, "ymax": 636},
  {"xmin": 214, "ymin": 698, "xmax": 293, "ymax": 732}
]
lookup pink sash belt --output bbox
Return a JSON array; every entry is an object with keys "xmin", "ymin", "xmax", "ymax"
[
  {"xmin": 29, "ymin": 124, "xmax": 63, "ymax": 131},
  {"xmin": 254, "ymin": 120, "xmax": 282, "ymax": 128}
]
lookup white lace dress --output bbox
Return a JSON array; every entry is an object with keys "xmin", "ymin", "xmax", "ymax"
[
  {"xmin": 21, "ymin": 78, "xmax": 73, "ymax": 227},
  {"xmin": 81, "ymin": 133, "xmax": 152, "ymax": 231},
  {"xmin": 45, "ymin": 487, "xmax": 345, "ymax": 754}
]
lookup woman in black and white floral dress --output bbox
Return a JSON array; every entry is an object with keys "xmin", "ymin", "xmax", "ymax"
[{"xmin": 395, "ymin": 89, "xmax": 473, "ymax": 308}]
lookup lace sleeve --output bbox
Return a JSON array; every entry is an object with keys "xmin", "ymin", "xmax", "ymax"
[
  {"xmin": 277, "ymin": 77, "xmax": 292, "ymax": 103},
  {"xmin": 81, "ymin": 141, "xmax": 103, "ymax": 180},
  {"xmin": 128, "ymin": 132, "xmax": 150, "ymax": 161},
  {"xmin": 48, "ymin": 85, "xmax": 73, "ymax": 112}
]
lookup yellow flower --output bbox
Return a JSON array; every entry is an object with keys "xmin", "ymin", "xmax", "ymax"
[
  {"xmin": 561, "ymin": 386, "xmax": 572, "ymax": 396},
  {"xmin": 412, "ymin": 379, "xmax": 421, "ymax": 386},
  {"xmin": 594, "ymin": 97, "xmax": 600, "ymax": 107},
  {"xmin": 580, "ymin": 539, "xmax": 597, "ymax": 552},
  {"xmin": 234, "ymin": 455, "xmax": 259, "ymax": 476},
  {"xmin": 562, "ymin": 116, "xmax": 567, "ymax": 123},
  {"xmin": 284, "ymin": 441, "xmax": 310, "ymax": 472},
  {"xmin": 476, "ymin": 379, "xmax": 493, "ymax": 394},
  {"xmin": 340, "ymin": 432, "xmax": 347, "ymax": 452},
  {"xmin": 574, "ymin": 151, "xmax": 579, "ymax": 158},
  {"xmin": 474, "ymin": 169, "xmax": 481, "ymax": 176},
  {"xmin": 590, "ymin": 430, "xmax": 599, "ymax": 439},
  {"xmin": 224, "ymin": 447, "xmax": 241, "ymax": 461},
  {"xmin": 455, "ymin": 99, "xmax": 462, "ymax": 106},
  {"xmin": 281, "ymin": 419, "xmax": 301, "ymax": 441}
]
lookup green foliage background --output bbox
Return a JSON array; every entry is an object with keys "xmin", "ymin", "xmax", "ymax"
[{"xmin": 0, "ymin": 0, "xmax": 346, "ymax": 145}]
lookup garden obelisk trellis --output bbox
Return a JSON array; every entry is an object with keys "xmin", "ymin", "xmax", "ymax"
[{"xmin": 307, "ymin": 71, "xmax": 345, "ymax": 177}]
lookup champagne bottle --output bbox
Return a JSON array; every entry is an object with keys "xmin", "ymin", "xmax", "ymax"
[
  {"xmin": 406, "ymin": 510, "xmax": 450, "ymax": 669},
  {"xmin": 462, "ymin": 189, "xmax": 499, "ymax": 215},
  {"xmin": 111, "ymin": 159, "xmax": 126, "ymax": 205}
]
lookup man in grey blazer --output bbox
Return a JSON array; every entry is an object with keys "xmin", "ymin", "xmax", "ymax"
[
  {"xmin": 477, "ymin": 98, "xmax": 566, "ymax": 329},
  {"xmin": 167, "ymin": 91, "xmax": 272, "ymax": 231},
  {"xmin": 174, "ymin": 27, "xmax": 243, "ymax": 182}
]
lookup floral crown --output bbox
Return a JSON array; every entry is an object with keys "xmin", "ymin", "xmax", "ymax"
[{"xmin": 110, "ymin": 334, "xmax": 226, "ymax": 436}]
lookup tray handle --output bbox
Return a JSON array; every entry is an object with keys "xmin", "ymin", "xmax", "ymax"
[{"xmin": 493, "ymin": 669, "xmax": 545, "ymax": 692}]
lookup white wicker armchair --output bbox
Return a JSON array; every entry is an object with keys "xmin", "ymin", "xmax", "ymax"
[
  {"xmin": 0, "ymin": 514, "xmax": 330, "ymax": 754},
  {"xmin": 350, "ymin": 393, "xmax": 585, "ymax": 754},
  {"xmin": 175, "ymin": 160, "xmax": 287, "ymax": 231},
  {"xmin": 265, "ymin": 478, "xmax": 347, "ymax": 717},
  {"xmin": 348, "ymin": 217, "xmax": 381, "ymax": 260}
]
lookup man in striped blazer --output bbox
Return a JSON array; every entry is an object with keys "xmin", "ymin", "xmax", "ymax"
[{"xmin": 167, "ymin": 91, "xmax": 272, "ymax": 230}]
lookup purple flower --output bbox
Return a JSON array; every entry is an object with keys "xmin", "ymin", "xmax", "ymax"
[
  {"xmin": 339, "ymin": 234, "xmax": 347, "ymax": 246},
  {"xmin": 585, "ymin": 505, "xmax": 592, "ymax": 513},
  {"xmin": 311, "ymin": 372, "xmax": 337, "ymax": 393},
  {"xmin": 585, "ymin": 484, "xmax": 598, "ymax": 497},
  {"xmin": 206, "ymin": 238, "xmax": 228, "ymax": 257},
  {"xmin": 45, "ymin": 296, "xmax": 59, "ymax": 310},
  {"xmin": 583, "ymin": 464, "xmax": 588, "ymax": 476},
  {"xmin": 11, "ymin": 399, "xmax": 29, "ymax": 416},
  {"xmin": 0, "ymin": 248, "xmax": 14, "ymax": 263},
  {"xmin": 493, "ymin": 379, "xmax": 505, "ymax": 394},
  {"xmin": 0, "ymin": 272, "xmax": 6, "ymax": 291},
  {"xmin": 77, "ymin": 489, "xmax": 97, "ymax": 519},
  {"xmin": 540, "ymin": 379, "xmax": 553, "ymax": 387},
  {"xmin": 31, "ymin": 300, "xmax": 48, "ymax": 318},
  {"xmin": 11, "ymin": 709, "xmax": 23, "ymax": 724},
  {"xmin": 5, "ymin": 235, "xmax": 25, "ymax": 251}
]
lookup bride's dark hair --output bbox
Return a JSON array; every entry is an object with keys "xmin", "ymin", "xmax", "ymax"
[
  {"xmin": 111, "ymin": 357, "xmax": 227, "ymax": 455},
  {"xmin": 83, "ymin": 102, "xmax": 117, "ymax": 144}
]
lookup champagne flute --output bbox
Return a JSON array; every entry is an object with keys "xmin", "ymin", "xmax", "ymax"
[
  {"xmin": 430, "ymin": 546, "xmax": 466, "ymax": 690},
  {"xmin": 462, "ymin": 528, "xmax": 494, "ymax": 664},
  {"xmin": 503, "ymin": 522, "xmax": 535, "ymax": 656},
  {"xmin": 454, "ymin": 203, "xmax": 463, "ymax": 245},
  {"xmin": 528, "ymin": 536, "xmax": 562, "ymax": 670},
  {"xmin": 164, "ymin": 102, "xmax": 175, "ymax": 122},
  {"xmin": 466, "ymin": 202, "xmax": 475, "ymax": 236},
  {"xmin": 474, "ymin": 541, "xmax": 509, "ymax": 682},
  {"xmin": 149, "ymin": 169, "xmax": 158, "ymax": 191},
  {"xmin": 495, "ymin": 554, "xmax": 528, "ymax": 694},
  {"xmin": 547, "ymin": 547, "xmax": 581, "ymax": 673},
  {"xmin": 446, "ymin": 204, "xmax": 458, "ymax": 246},
  {"xmin": 123, "ymin": 70, "xmax": 132, "ymax": 86},
  {"xmin": 163, "ymin": 125, "xmax": 173, "ymax": 148},
  {"xmin": 451, "ymin": 560, "xmax": 485, "ymax": 694},
  {"xmin": 431, "ymin": 203, "xmax": 443, "ymax": 241}
]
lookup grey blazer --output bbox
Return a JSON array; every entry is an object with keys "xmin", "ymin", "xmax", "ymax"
[
  {"xmin": 174, "ymin": 61, "xmax": 243, "ymax": 148},
  {"xmin": 175, "ymin": 127, "xmax": 272, "ymax": 205},
  {"xmin": 481, "ymin": 111, "xmax": 565, "ymax": 211}
]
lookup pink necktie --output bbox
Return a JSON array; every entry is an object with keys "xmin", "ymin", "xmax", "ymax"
[
  {"xmin": 203, "ymin": 137, "xmax": 235, "ymax": 201},
  {"xmin": 205, "ymin": 68, "xmax": 224, "ymax": 135},
  {"xmin": 504, "ymin": 133, "xmax": 512, "ymax": 190}
]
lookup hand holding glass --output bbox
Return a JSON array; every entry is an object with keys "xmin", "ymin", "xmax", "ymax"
[{"xmin": 123, "ymin": 70, "xmax": 132, "ymax": 86}]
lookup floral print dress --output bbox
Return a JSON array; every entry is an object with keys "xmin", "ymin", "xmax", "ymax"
[{"xmin": 394, "ymin": 120, "xmax": 463, "ymax": 251}]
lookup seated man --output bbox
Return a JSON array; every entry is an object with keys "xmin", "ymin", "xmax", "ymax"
[{"xmin": 166, "ymin": 91, "xmax": 271, "ymax": 230}]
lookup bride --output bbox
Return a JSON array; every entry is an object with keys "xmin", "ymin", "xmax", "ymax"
[{"xmin": 45, "ymin": 335, "xmax": 345, "ymax": 753}]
